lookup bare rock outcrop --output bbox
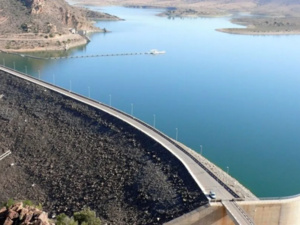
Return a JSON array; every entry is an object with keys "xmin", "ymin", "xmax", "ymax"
[
  {"xmin": 0, "ymin": 203, "xmax": 51, "ymax": 225},
  {"xmin": 20, "ymin": 0, "xmax": 45, "ymax": 14},
  {"xmin": 0, "ymin": 0, "xmax": 118, "ymax": 35}
]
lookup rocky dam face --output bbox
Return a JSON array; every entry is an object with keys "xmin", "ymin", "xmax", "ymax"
[{"xmin": 0, "ymin": 70, "xmax": 208, "ymax": 224}]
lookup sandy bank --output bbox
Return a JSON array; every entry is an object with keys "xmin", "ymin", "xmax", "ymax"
[{"xmin": 217, "ymin": 28, "xmax": 300, "ymax": 35}]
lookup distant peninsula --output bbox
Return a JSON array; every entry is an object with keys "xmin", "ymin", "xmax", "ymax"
[
  {"xmin": 71, "ymin": 0, "xmax": 300, "ymax": 35},
  {"xmin": 0, "ymin": 0, "xmax": 120, "ymax": 52}
]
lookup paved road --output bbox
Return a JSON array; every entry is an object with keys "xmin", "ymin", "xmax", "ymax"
[
  {"xmin": 222, "ymin": 200, "xmax": 254, "ymax": 225},
  {"xmin": 0, "ymin": 66, "xmax": 254, "ymax": 224}
]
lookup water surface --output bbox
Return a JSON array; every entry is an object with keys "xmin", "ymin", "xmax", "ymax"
[{"xmin": 2, "ymin": 6, "xmax": 300, "ymax": 197}]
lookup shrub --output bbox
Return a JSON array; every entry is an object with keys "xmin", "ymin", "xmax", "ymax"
[
  {"xmin": 56, "ymin": 208, "xmax": 101, "ymax": 225},
  {"xmin": 2, "ymin": 199, "xmax": 15, "ymax": 208},
  {"xmin": 23, "ymin": 200, "xmax": 33, "ymax": 207},
  {"xmin": 73, "ymin": 208, "xmax": 101, "ymax": 225},
  {"xmin": 36, "ymin": 203, "xmax": 43, "ymax": 210},
  {"xmin": 56, "ymin": 213, "xmax": 78, "ymax": 225}
]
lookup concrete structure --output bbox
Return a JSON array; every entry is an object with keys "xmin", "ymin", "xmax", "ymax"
[
  {"xmin": 166, "ymin": 195, "xmax": 300, "ymax": 225},
  {"xmin": 1, "ymin": 66, "xmax": 300, "ymax": 225}
]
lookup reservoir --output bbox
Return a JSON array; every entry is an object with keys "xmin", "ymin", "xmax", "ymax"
[{"xmin": 1, "ymin": 6, "xmax": 300, "ymax": 197}]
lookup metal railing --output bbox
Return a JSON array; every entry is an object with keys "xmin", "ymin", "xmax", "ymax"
[
  {"xmin": 232, "ymin": 201, "xmax": 255, "ymax": 225},
  {"xmin": 0, "ymin": 65, "xmax": 240, "ymax": 199}
]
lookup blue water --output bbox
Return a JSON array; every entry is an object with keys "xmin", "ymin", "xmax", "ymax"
[{"xmin": 2, "ymin": 6, "xmax": 300, "ymax": 197}]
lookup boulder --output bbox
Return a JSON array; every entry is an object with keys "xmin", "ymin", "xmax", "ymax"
[
  {"xmin": 38, "ymin": 212, "xmax": 49, "ymax": 224},
  {"xmin": 24, "ymin": 211, "xmax": 33, "ymax": 223},
  {"xmin": 3, "ymin": 218, "xmax": 13, "ymax": 225},
  {"xmin": 8, "ymin": 210, "xmax": 19, "ymax": 219},
  {"xmin": 19, "ymin": 208, "xmax": 28, "ymax": 220}
]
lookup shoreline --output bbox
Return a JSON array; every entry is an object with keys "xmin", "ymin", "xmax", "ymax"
[
  {"xmin": 2, "ymin": 2, "xmax": 300, "ymax": 53},
  {"xmin": 71, "ymin": 0, "xmax": 300, "ymax": 36},
  {"xmin": 216, "ymin": 28, "xmax": 300, "ymax": 35},
  {"xmin": 0, "ymin": 0, "xmax": 121, "ymax": 53},
  {"xmin": 0, "ymin": 28, "xmax": 105, "ymax": 53}
]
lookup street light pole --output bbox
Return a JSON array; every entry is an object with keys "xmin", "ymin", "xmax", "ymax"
[
  {"xmin": 200, "ymin": 145, "xmax": 203, "ymax": 155},
  {"xmin": 226, "ymin": 166, "xmax": 229, "ymax": 174},
  {"xmin": 131, "ymin": 103, "xmax": 133, "ymax": 116}
]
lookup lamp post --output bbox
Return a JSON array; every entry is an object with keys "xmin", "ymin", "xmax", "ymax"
[
  {"xmin": 200, "ymin": 145, "xmax": 203, "ymax": 155},
  {"xmin": 131, "ymin": 103, "xmax": 133, "ymax": 116},
  {"xmin": 226, "ymin": 166, "xmax": 229, "ymax": 174}
]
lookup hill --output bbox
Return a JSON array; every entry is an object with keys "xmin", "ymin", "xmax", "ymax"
[
  {"xmin": 0, "ymin": 0, "xmax": 119, "ymax": 51},
  {"xmin": 72, "ymin": 0, "xmax": 300, "ymax": 35}
]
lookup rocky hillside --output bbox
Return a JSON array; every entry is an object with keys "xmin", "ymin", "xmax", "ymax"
[
  {"xmin": 0, "ymin": 0, "xmax": 117, "ymax": 35},
  {"xmin": 0, "ymin": 70, "xmax": 208, "ymax": 224}
]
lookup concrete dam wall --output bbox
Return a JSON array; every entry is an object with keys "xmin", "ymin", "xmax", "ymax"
[{"xmin": 166, "ymin": 194, "xmax": 300, "ymax": 224}]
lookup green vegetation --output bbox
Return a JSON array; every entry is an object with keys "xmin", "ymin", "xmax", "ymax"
[
  {"xmin": 56, "ymin": 208, "xmax": 101, "ymax": 225},
  {"xmin": 56, "ymin": 213, "xmax": 78, "ymax": 225},
  {"xmin": 23, "ymin": 200, "xmax": 33, "ymax": 207},
  {"xmin": 2, "ymin": 198, "xmax": 15, "ymax": 208},
  {"xmin": 74, "ymin": 208, "xmax": 101, "ymax": 225},
  {"xmin": 1, "ymin": 199, "xmax": 42, "ymax": 210}
]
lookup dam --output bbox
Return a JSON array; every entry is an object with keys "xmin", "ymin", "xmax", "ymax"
[{"xmin": 0, "ymin": 65, "xmax": 300, "ymax": 224}]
